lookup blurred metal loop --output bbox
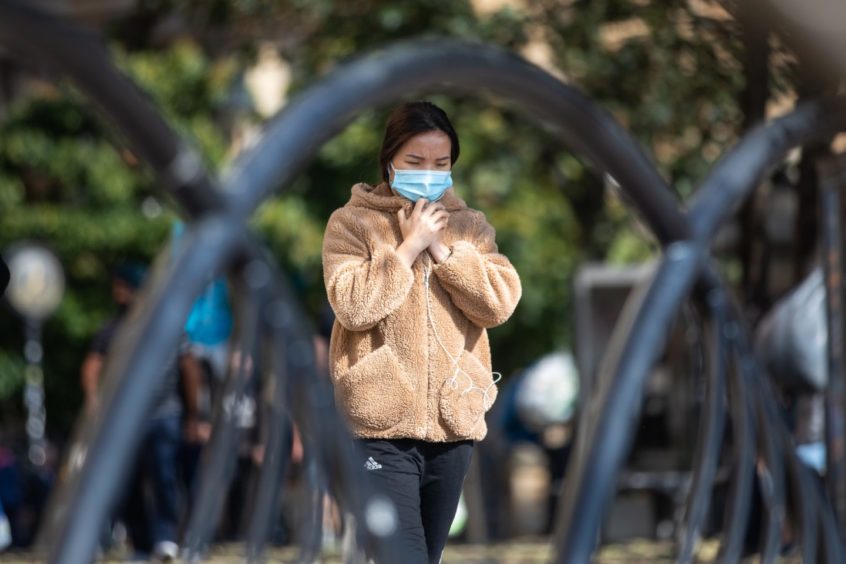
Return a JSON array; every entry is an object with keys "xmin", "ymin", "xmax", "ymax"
[{"xmin": 1, "ymin": 0, "xmax": 846, "ymax": 562}]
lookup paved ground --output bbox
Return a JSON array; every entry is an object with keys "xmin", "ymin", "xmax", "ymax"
[{"xmin": 1, "ymin": 538, "xmax": 787, "ymax": 563}]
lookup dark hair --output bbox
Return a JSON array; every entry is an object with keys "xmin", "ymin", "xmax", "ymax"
[
  {"xmin": 378, "ymin": 101, "xmax": 460, "ymax": 182},
  {"xmin": 113, "ymin": 262, "xmax": 147, "ymax": 289}
]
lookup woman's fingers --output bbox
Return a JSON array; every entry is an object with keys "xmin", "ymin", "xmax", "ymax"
[
  {"xmin": 425, "ymin": 210, "xmax": 449, "ymax": 226},
  {"xmin": 430, "ymin": 211, "xmax": 450, "ymax": 224},
  {"xmin": 430, "ymin": 218, "xmax": 449, "ymax": 233},
  {"xmin": 412, "ymin": 198, "xmax": 427, "ymax": 218},
  {"xmin": 399, "ymin": 200, "xmax": 449, "ymax": 244},
  {"xmin": 420, "ymin": 202, "xmax": 448, "ymax": 218}
]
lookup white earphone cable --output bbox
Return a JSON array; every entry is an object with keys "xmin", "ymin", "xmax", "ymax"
[{"xmin": 423, "ymin": 254, "xmax": 500, "ymax": 430}]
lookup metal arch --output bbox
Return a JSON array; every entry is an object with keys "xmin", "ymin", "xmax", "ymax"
[
  {"xmin": 243, "ymin": 325, "xmax": 293, "ymax": 562},
  {"xmin": 228, "ymin": 245, "xmax": 410, "ymax": 563},
  {"xmin": 553, "ymin": 242, "xmax": 706, "ymax": 562},
  {"xmin": 222, "ymin": 39, "xmax": 688, "ymax": 244},
  {"xmin": 41, "ymin": 217, "xmax": 408, "ymax": 563},
  {"xmin": 181, "ymin": 261, "xmax": 264, "ymax": 561},
  {"xmin": 1, "ymin": 0, "xmax": 845, "ymax": 562},
  {"xmin": 714, "ymin": 320, "xmax": 756, "ymax": 564},
  {"xmin": 689, "ymin": 97, "xmax": 846, "ymax": 240},
  {"xmin": 40, "ymin": 217, "xmax": 249, "ymax": 564},
  {"xmin": 0, "ymin": 3, "xmax": 686, "ymax": 243},
  {"xmin": 736, "ymin": 340, "xmax": 785, "ymax": 561},
  {"xmin": 0, "ymin": 27, "xmax": 694, "ymax": 551},
  {"xmin": 0, "ymin": 0, "xmax": 225, "ymax": 217},
  {"xmin": 217, "ymin": 53, "xmax": 846, "ymax": 564},
  {"xmin": 552, "ymin": 93, "xmax": 846, "ymax": 561},
  {"xmin": 676, "ymin": 289, "xmax": 727, "ymax": 564}
]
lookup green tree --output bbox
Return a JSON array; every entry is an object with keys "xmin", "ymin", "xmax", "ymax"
[
  {"xmin": 0, "ymin": 42, "xmax": 234, "ymax": 433},
  {"xmin": 1, "ymin": 0, "xmax": 755, "ymax": 436}
]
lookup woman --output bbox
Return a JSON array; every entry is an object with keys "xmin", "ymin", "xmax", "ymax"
[{"xmin": 322, "ymin": 101, "xmax": 521, "ymax": 563}]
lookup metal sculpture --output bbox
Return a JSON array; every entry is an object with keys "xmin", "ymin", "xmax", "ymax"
[{"xmin": 1, "ymin": 0, "xmax": 845, "ymax": 562}]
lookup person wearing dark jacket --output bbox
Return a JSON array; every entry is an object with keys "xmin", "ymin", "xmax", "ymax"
[{"xmin": 80, "ymin": 263, "xmax": 203, "ymax": 560}]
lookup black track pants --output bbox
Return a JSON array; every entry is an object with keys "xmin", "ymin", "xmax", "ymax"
[{"xmin": 356, "ymin": 438, "xmax": 473, "ymax": 564}]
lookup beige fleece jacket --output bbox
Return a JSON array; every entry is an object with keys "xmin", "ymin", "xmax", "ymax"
[{"xmin": 322, "ymin": 182, "xmax": 522, "ymax": 442}]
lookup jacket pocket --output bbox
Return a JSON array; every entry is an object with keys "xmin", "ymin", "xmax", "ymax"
[
  {"xmin": 439, "ymin": 351, "xmax": 498, "ymax": 437},
  {"xmin": 337, "ymin": 345, "xmax": 413, "ymax": 431}
]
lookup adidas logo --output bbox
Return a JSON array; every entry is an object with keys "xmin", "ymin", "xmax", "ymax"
[{"xmin": 364, "ymin": 456, "xmax": 382, "ymax": 470}]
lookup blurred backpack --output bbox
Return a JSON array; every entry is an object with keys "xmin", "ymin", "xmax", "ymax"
[
  {"xmin": 185, "ymin": 277, "xmax": 232, "ymax": 346},
  {"xmin": 755, "ymin": 268, "xmax": 827, "ymax": 392}
]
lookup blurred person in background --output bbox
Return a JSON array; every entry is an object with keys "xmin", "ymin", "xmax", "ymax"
[
  {"xmin": 755, "ymin": 268, "xmax": 827, "ymax": 475},
  {"xmin": 171, "ymin": 221, "xmax": 233, "ymax": 386},
  {"xmin": 478, "ymin": 351, "xmax": 579, "ymax": 539},
  {"xmin": 208, "ymin": 349, "xmax": 266, "ymax": 543},
  {"xmin": 753, "ymin": 268, "xmax": 827, "ymax": 556},
  {"xmin": 80, "ymin": 263, "xmax": 203, "ymax": 561},
  {"xmin": 170, "ymin": 222, "xmax": 231, "ymax": 513}
]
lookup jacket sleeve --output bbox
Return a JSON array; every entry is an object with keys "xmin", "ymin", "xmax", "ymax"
[
  {"xmin": 322, "ymin": 209, "xmax": 414, "ymax": 331},
  {"xmin": 432, "ymin": 211, "xmax": 521, "ymax": 329}
]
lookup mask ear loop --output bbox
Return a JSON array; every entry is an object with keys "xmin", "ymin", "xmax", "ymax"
[{"xmin": 423, "ymin": 255, "xmax": 501, "ymax": 431}]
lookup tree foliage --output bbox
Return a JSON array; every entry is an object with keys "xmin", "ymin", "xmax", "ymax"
[{"xmin": 0, "ymin": 0, "xmax": 750, "ymax": 434}]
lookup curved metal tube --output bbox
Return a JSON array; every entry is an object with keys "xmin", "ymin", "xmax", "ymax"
[
  {"xmin": 714, "ymin": 329, "xmax": 756, "ymax": 564},
  {"xmin": 553, "ymin": 241, "xmax": 704, "ymax": 562},
  {"xmin": 677, "ymin": 290, "xmax": 727, "ymax": 564},
  {"xmin": 555, "ymin": 95, "xmax": 846, "ymax": 560},
  {"xmin": 689, "ymin": 97, "xmax": 846, "ymax": 241},
  {"xmin": 244, "ymin": 248, "xmax": 406, "ymax": 563},
  {"xmin": 0, "ymin": 0, "xmax": 225, "ymax": 217},
  {"xmin": 297, "ymin": 454, "xmax": 327, "ymax": 563},
  {"xmin": 742, "ymin": 353, "xmax": 786, "ymax": 562},
  {"xmin": 244, "ymin": 334, "xmax": 293, "ymax": 562},
  {"xmin": 182, "ymin": 265, "xmax": 263, "ymax": 561},
  {"xmin": 719, "ymin": 319, "xmax": 788, "ymax": 561},
  {"xmin": 40, "ymin": 217, "xmax": 248, "ymax": 564},
  {"xmin": 784, "ymin": 438, "xmax": 819, "ymax": 564},
  {"xmin": 6, "ymin": 1, "xmax": 846, "ymax": 559},
  {"xmin": 815, "ymin": 473, "xmax": 845, "ymax": 562},
  {"xmin": 701, "ymin": 273, "xmax": 840, "ymax": 562},
  {"xmin": 224, "ymin": 40, "xmax": 688, "ymax": 245}
]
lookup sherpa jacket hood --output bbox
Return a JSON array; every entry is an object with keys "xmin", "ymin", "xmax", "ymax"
[{"xmin": 322, "ymin": 182, "xmax": 522, "ymax": 442}]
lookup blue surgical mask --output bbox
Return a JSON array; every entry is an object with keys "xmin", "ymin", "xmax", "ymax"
[{"xmin": 389, "ymin": 163, "xmax": 453, "ymax": 202}]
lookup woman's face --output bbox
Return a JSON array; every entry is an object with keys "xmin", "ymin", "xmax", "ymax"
[{"xmin": 389, "ymin": 129, "xmax": 452, "ymax": 184}]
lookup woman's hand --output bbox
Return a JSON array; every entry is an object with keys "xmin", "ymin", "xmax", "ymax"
[
  {"xmin": 396, "ymin": 199, "xmax": 449, "ymax": 268},
  {"xmin": 428, "ymin": 226, "xmax": 451, "ymax": 264}
]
